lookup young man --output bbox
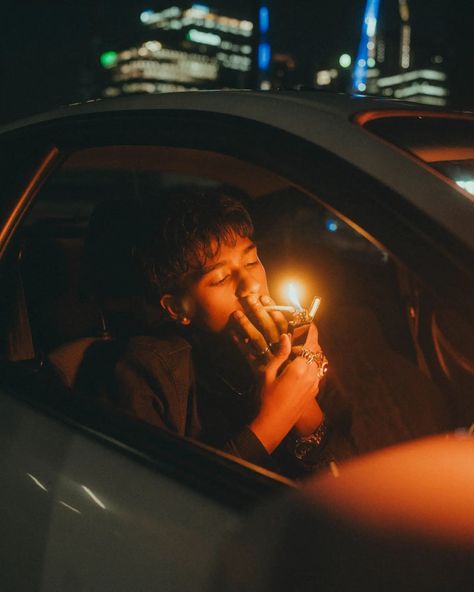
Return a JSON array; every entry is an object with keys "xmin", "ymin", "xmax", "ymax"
[{"xmin": 113, "ymin": 190, "xmax": 347, "ymax": 476}]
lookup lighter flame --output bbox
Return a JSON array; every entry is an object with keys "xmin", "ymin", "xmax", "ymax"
[{"xmin": 287, "ymin": 283, "xmax": 303, "ymax": 311}]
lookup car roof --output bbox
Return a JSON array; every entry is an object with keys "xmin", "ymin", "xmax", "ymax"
[
  {"xmin": 0, "ymin": 90, "xmax": 455, "ymax": 132},
  {"xmin": 1, "ymin": 90, "xmax": 473, "ymax": 250}
]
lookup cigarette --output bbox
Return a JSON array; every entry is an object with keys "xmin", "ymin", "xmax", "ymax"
[{"xmin": 263, "ymin": 305, "xmax": 296, "ymax": 313}]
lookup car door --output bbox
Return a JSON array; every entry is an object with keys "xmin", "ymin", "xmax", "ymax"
[
  {"xmin": 0, "ymin": 111, "xmax": 291, "ymax": 592},
  {"xmin": 0, "ymin": 99, "xmax": 472, "ymax": 591}
]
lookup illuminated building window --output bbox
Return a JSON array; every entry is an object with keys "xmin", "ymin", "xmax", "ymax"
[
  {"xmin": 400, "ymin": 24, "xmax": 411, "ymax": 69},
  {"xmin": 377, "ymin": 69, "xmax": 446, "ymax": 86},
  {"xmin": 315, "ymin": 69, "xmax": 338, "ymax": 86},
  {"xmin": 102, "ymin": 2, "xmax": 255, "ymax": 96},
  {"xmin": 374, "ymin": 69, "xmax": 448, "ymax": 106}
]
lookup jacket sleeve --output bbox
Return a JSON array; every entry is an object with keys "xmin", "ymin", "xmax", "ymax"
[
  {"xmin": 113, "ymin": 336, "xmax": 304, "ymax": 475},
  {"xmin": 223, "ymin": 427, "xmax": 279, "ymax": 472}
]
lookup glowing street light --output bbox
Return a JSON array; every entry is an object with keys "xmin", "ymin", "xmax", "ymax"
[
  {"xmin": 100, "ymin": 51, "xmax": 118, "ymax": 69},
  {"xmin": 339, "ymin": 54, "xmax": 352, "ymax": 68}
]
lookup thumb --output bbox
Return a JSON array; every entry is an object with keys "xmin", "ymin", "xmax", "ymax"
[
  {"xmin": 303, "ymin": 322, "xmax": 319, "ymax": 350},
  {"xmin": 265, "ymin": 333, "xmax": 291, "ymax": 381}
]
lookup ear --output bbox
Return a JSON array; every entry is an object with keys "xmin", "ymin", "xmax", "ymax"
[{"xmin": 160, "ymin": 294, "xmax": 191, "ymax": 325}]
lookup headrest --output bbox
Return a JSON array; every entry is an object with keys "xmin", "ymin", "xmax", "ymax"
[{"xmin": 82, "ymin": 199, "xmax": 145, "ymax": 301}]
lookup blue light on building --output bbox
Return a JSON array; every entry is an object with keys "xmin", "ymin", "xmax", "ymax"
[
  {"xmin": 352, "ymin": 0, "xmax": 380, "ymax": 92},
  {"xmin": 259, "ymin": 6, "xmax": 269, "ymax": 34},
  {"xmin": 258, "ymin": 42, "xmax": 271, "ymax": 71},
  {"xmin": 258, "ymin": 4, "xmax": 270, "ymax": 81}
]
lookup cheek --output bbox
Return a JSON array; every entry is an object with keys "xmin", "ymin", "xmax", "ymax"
[
  {"xmin": 256, "ymin": 263, "xmax": 269, "ymax": 293},
  {"xmin": 180, "ymin": 295, "xmax": 196, "ymax": 318},
  {"xmin": 190, "ymin": 286, "xmax": 239, "ymax": 332}
]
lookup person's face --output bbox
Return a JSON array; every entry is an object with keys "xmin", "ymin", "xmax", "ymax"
[{"xmin": 179, "ymin": 234, "xmax": 269, "ymax": 333}]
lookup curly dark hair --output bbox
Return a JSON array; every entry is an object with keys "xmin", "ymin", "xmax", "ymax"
[{"xmin": 138, "ymin": 189, "xmax": 254, "ymax": 298}]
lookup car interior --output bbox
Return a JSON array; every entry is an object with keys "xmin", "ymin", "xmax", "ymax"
[
  {"xmin": 1, "ymin": 144, "xmax": 472, "ymax": 478},
  {"xmin": 360, "ymin": 113, "xmax": 474, "ymax": 199}
]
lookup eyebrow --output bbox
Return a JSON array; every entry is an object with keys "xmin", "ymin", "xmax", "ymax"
[{"xmin": 200, "ymin": 243, "xmax": 256, "ymax": 276}]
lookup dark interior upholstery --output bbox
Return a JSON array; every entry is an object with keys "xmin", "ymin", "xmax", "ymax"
[{"xmin": 41, "ymin": 199, "xmax": 149, "ymax": 389}]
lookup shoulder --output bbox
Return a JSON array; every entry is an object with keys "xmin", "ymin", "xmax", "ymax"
[
  {"xmin": 127, "ymin": 334, "xmax": 192, "ymax": 358},
  {"xmin": 115, "ymin": 333, "xmax": 194, "ymax": 398},
  {"xmin": 123, "ymin": 333, "xmax": 192, "ymax": 374}
]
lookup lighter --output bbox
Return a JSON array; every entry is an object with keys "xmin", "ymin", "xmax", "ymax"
[{"xmin": 264, "ymin": 283, "xmax": 321, "ymax": 345}]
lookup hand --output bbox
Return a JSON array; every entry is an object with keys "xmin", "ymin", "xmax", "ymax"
[
  {"xmin": 229, "ymin": 294, "xmax": 288, "ymax": 375},
  {"xmin": 247, "ymin": 294, "xmax": 289, "ymax": 342},
  {"xmin": 248, "ymin": 323, "xmax": 325, "ymax": 453},
  {"xmin": 291, "ymin": 321, "xmax": 322, "ymax": 359}
]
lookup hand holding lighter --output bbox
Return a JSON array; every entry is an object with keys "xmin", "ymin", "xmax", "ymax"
[{"xmin": 264, "ymin": 296, "xmax": 321, "ymax": 344}]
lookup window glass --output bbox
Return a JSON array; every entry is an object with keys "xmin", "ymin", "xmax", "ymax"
[{"xmin": 361, "ymin": 115, "xmax": 474, "ymax": 198}]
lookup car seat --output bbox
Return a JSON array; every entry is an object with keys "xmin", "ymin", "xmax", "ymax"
[{"xmin": 45, "ymin": 199, "xmax": 150, "ymax": 390}]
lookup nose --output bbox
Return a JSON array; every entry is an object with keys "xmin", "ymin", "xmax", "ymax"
[{"xmin": 236, "ymin": 269, "xmax": 261, "ymax": 299}]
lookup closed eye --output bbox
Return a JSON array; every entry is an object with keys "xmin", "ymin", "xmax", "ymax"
[
  {"xmin": 210, "ymin": 274, "xmax": 230, "ymax": 286},
  {"xmin": 245, "ymin": 260, "xmax": 259, "ymax": 267}
]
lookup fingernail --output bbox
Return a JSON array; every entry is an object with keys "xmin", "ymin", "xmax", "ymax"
[
  {"xmin": 261, "ymin": 295, "xmax": 272, "ymax": 305},
  {"xmin": 248, "ymin": 295, "xmax": 257, "ymax": 304},
  {"xmin": 233, "ymin": 310, "xmax": 244, "ymax": 319}
]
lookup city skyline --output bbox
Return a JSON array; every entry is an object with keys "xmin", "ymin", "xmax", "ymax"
[{"xmin": 1, "ymin": 0, "xmax": 472, "ymax": 123}]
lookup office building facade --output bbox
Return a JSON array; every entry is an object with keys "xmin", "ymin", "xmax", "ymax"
[{"xmin": 100, "ymin": 3, "xmax": 255, "ymax": 97}]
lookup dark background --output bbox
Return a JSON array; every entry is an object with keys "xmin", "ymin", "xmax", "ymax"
[{"xmin": 1, "ymin": 0, "xmax": 472, "ymax": 124}]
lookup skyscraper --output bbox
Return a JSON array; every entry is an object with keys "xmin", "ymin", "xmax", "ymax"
[
  {"xmin": 357, "ymin": 0, "xmax": 449, "ymax": 106},
  {"xmin": 100, "ymin": 3, "xmax": 255, "ymax": 97}
]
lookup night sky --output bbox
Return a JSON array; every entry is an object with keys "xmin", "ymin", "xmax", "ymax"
[{"xmin": 1, "ymin": 0, "xmax": 472, "ymax": 124}]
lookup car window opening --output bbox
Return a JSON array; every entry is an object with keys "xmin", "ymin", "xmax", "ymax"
[{"xmin": 1, "ymin": 144, "xmax": 471, "ymax": 483}]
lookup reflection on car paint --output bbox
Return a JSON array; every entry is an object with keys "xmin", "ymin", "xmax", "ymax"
[
  {"xmin": 81, "ymin": 485, "xmax": 107, "ymax": 510},
  {"xmin": 26, "ymin": 472, "xmax": 48, "ymax": 492},
  {"xmin": 59, "ymin": 500, "xmax": 82, "ymax": 514}
]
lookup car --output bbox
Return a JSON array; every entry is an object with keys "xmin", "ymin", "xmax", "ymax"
[
  {"xmin": 211, "ymin": 432, "xmax": 474, "ymax": 592},
  {"xmin": 0, "ymin": 90, "xmax": 472, "ymax": 591}
]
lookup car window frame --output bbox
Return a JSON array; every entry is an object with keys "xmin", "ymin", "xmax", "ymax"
[
  {"xmin": 1, "ymin": 107, "xmax": 472, "ymax": 505},
  {"xmin": 15, "ymin": 108, "xmax": 469, "ymax": 305}
]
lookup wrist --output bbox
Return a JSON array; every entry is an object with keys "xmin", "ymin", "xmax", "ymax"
[
  {"xmin": 249, "ymin": 410, "xmax": 299, "ymax": 454},
  {"xmin": 295, "ymin": 400, "xmax": 324, "ymax": 436},
  {"xmin": 294, "ymin": 415, "xmax": 330, "ymax": 462},
  {"xmin": 248, "ymin": 419, "xmax": 278, "ymax": 453}
]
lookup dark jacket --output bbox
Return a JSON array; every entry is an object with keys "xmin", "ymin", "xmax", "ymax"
[
  {"xmin": 111, "ymin": 331, "xmax": 353, "ymax": 477},
  {"xmin": 113, "ymin": 333, "xmax": 282, "ymax": 472}
]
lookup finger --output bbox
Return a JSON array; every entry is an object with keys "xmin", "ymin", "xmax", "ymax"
[
  {"xmin": 231, "ymin": 331, "xmax": 260, "ymax": 367},
  {"xmin": 260, "ymin": 295, "xmax": 288, "ymax": 335},
  {"xmin": 232, "ymin": 310, "xmax": 271, "ymax": 359},
  {"xmin": 303, "ymin": 322, "xmax": 321, "ymax": 352},
  {"xmin": 265, "ymin": 333, "xmax": 291, "ymax": 381},
  {"xmin": 291, "ymin": 345, "xmax": 304, "ymax": 358},
  {"xmin": 243, "ymin": 295, "xmax": 281, "ymax": 346}
]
